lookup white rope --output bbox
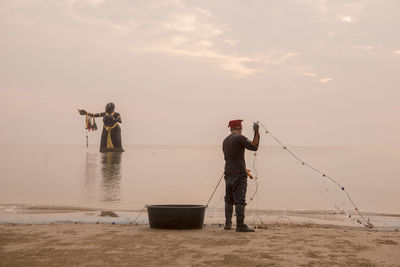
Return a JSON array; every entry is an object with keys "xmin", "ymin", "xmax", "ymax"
[
  {"xmin": 206, "ymin": 172, "xmax": 224, "ymax": 207},
  {"xmin": 129, "ymin": 205, "xmax": 147, "ymax": 225},
  {"xmin": 248, "ymin": 152, "xmax": 259, "ymax": 203}
]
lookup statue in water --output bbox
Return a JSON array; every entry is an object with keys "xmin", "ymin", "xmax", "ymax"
[{"xmin": 79, "ymin": 103, "xmax": 124, "ymax": 152}]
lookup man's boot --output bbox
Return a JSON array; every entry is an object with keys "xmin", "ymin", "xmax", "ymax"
[
  {"xmin": 235, "ymin": 204, "xmax": 255, "ymax": 232},
  {"xmin": 224, "ymin": 203, "xmax": 233, "ymax": 230}
]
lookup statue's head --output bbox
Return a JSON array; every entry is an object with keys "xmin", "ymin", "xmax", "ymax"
[{"xmin": 105, "ymin": 102, "xmax": 115, "ymax": 113}]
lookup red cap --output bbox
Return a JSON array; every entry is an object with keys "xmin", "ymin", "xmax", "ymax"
[{"xmin": 228, "ymin": 119, "xmax": 243, "ymax": 128}]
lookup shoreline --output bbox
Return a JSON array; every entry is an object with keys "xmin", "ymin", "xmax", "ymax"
[
  {"xmin": 1, "ymin": 205, "xmax": 400, "ymax": 231},
  {"xmin": 1, "ymin": 223, "xmax": 400, "ymax": 266}
]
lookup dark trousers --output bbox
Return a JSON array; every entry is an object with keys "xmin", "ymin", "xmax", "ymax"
[{"xmin": 224, "ymin": 174, "xmax": 247, "ymax": 205}]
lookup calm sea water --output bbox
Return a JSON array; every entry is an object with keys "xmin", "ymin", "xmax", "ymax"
[{"xmin": 0, "ymin": 145, "xmax": 399, "ymax": 228}]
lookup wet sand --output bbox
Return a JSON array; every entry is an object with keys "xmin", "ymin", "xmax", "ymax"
[{"xmin": 1, "ymin": 223, "xmax": 400, "ymax": 266}]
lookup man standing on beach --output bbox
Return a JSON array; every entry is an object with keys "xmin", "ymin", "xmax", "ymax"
[{"xmin": 223, "ymin": 119, "xmax": 260, "ymax": 232}]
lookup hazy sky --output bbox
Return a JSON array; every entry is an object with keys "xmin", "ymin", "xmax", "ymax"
[{"xmin": 1, "ymin": 0, "xmax": 399, "ymax": 146}]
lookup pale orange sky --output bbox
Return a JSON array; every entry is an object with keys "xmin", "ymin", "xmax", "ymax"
[{"xmin": 1, "ymin": 0, "xmax": 399, "ymax": 146}]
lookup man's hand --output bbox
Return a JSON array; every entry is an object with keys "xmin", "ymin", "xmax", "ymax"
[
  {"xmin": 246, "ymin": 169, "xmax": 254, "ymax": 179},
  {"xmin": 253, "ymin": 122, "xmax": 259, "ymax": 134},
  {"xmin": 250, "ymin": 122, "xmax": 260, "ymax": 147}
]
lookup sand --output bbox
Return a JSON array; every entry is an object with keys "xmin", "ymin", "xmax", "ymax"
[{"xmin": 1, "ymin": 223, "xmax": 400, "ymax": 266}]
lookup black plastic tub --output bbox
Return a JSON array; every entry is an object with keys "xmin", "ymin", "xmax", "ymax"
[{"xmin": 147, "ymin": 204, "xmax": 207, "ymax": 229}]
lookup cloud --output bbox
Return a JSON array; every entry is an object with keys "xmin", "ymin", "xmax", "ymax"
[
  {"xmin": 341, "ymin": 16, "xmax": 353, "ymax": 23},
  {"xmin": 225, "ymin": 40, "xmax": 238, "ymax": 46},
  {"xmin": 162, "ymin": 14, "xmax": 222, "ymax": 37},
  {"xmin": 68, "ymin": 0, "xmax": 105, "ymax": 5},
  {"xmin": 0, "ymin": 0, "xmax": 314, "ymax": 79},
  {"xmin": 142, "ymin": 39, "xmax": 297, "ymax": 77},
  {"xmin": 303, "ymin": 72, "xmax": 317, "ymax": 77},
  {"xmin": 271, "ymin": 52, "xmax": 295, "ymax": 65},
  {"xmin": 122, "ymin": 2, "xmax": 296, "ymax": 77},
  {"xmin": 142, "ymin": 43, "xmax": 263, "ymax": 77},
  {"xmin": 297, "ymin": 0, "xmax": 328, "ymax": 15},
  {"xmin": 296, "ymin": 68, "xmax": 332, "ymax": 84},
  {"xmin": 163, "ymin": 15, "xmax": 198, "ymax": 32},
  {"xmin": 319, "ymin": 78, "xmax": 332, "ymax": 83},
  {"xmin": 294, "ymin": 66, "xmax": 320, "ymax": 79},
  {"xmin": 354, "ymin": 45, "xmax": 373, "ymax": 51}
]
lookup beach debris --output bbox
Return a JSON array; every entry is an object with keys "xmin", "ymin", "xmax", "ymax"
[
  {"xmin": 100, "ymin": 211, "xmax": 119, "ymax": 217},
  {"xmin": 366, "ymin": 223, "xmax": 374, "ymax": 229}
]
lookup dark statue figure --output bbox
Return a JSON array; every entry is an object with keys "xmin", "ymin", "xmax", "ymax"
[{"xmin": 79, "ymin": 103, "xmax": 124, "ymax": 152}]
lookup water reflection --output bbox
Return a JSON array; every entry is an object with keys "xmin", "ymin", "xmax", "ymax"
[
  {"xmin": 83, "ymin": 152, "xmax": 99, "ymax": 203},
  {"xmin": 101, "ymin": 152, "xmax": 123, "ymax": 203}
]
